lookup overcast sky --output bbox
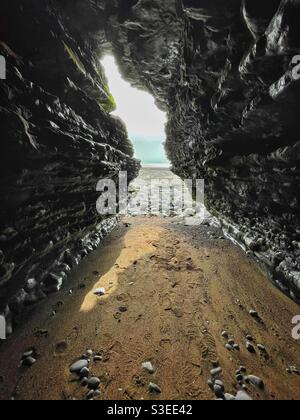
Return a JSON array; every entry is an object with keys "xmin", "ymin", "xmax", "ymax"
[{"xmin": 101, "ymin": 55, "xmax": 169, "ymax": 164}]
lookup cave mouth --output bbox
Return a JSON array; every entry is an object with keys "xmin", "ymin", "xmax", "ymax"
[{"xmin": 101, "ymin": 54, "xmax": 169, "ymax": 167}]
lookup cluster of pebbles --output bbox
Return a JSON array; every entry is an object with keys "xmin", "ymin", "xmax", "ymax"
[
  {"xmin": 69, "ymin": 350, "xmax": 102, "ymax": 400},
  {"xmin": 208, "ymin": 363, "xmax": 265, "ymax": 401},
  {"xmin": 222, "ymin": 329, "xmax": 268, "ymax": 356}
]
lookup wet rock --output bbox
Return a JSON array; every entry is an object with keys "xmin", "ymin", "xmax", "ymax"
[
  {"xmin": 22, "ymin": 357, "xmax": 37, "ymax": 367},
  {"xmin": 142, "ymin": 362, "xmax": 155, "ymax": 374},
  {"xmin": 87, "ymin": 377, "xmax": 101, "ymax": 390},
  {"xmin": 93, "ymin": 288, "xmax": 106, "ymax": 297},
  {"xmin": 257, "ymin": 344, "xmax": 267, "ymax": 353},
  {"xmin": 148, "ymin": 383, "xmax": 162, "ymax": 394},
  {"xmin": 246, "ymin": 342, "xmax": 256, "ymax": 354},
  {"xmin": 224, "ymin": 393, "xmax": 236, "ymax": 401},
  {"xmin": 210, "ymin": 367, "xmax": 222, "ymax": 377},
  {"xmin": 221, "ymin": 331, "xmax": 229, "ymax": 339},
  {"xmin": 236, "ymin": 391, "xmax": 253, "ymax": 401},
  {"xmin": 70, "ymin": 360, "xmax": 89, "ymax": 374},
  {"xmin": 246, "ymin": 375, "xmax": 265, "ymax": 390},
  {"xmin": 214, "ymin": 382, "xmax": 225, "ymax": 399}
]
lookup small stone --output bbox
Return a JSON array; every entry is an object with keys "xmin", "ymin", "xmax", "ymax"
[
  {"xmin": 214, "ymin": 384, "xmax": 224, "ymax": 399},
  {"xmin": 214, "ymin": 380, "xmax": 224, "ymax": 390},
  {"xmin": 93, "ymin": 288, "xmax": 106, "ymax": 297},
  {"xmin": 93, "ymin": 390, "xmax": 101, "ymax": 398},
  {"xmin": 246, "ymin": 335, "xmax": 254, "ymax": 342},
  {"xmin": 249, "ymin": 310, "xmax": 259, "ymax": 319},
  {"xmin": 236, "ymin": 374, "xmax": 244, "ymax": 382},
  {"xmin": 86, "ymin": 349, "xmax": 93, "ymax": 357},
  {"xmin": 22, "ymin": 357, "xmax": 37, "ymax": 367},
  {"xmin": 142, "ymin": 362, "xmax": 155, "ymax": 374},
  {"xmin": 93, "ymin": 355, "xmax": 102, "ymax": 362},
  {"xmin": 290, "ymin": 366, "xmax": 299, "ymax": 375},
  {"xmin": 80, "ymin": 367, "xmax": 90, "ymax": 378},
  {"xmin": 226, "ymin": 344, "xmax": 234, "ymax": 351},
  {"xmin": 239, "ymin": 366, "xmax": 247, "ymax": 373},
  {"xmin": 233, "ymin": 344, "xmax": 240, "ymax": 351},
  {"xmin": 210, "ymin": 367, "xmax": 222, "ymax": 377},
  {"xmin": 221, "ymin": 331, "xmax": 229, "ymax": 339},
  {"xmin": 119, "ymin": 306, "xmax": 128, "ymax": 313},
  {"xmin": 257, "ymin": 344, "xmax": 267, "ymax": 353},
  {"xmin": 228, "ymin": 339, "xmax": 235, "ymax": 346},
  {"xmin": 87, "ymin": 377, "xmax": 100, "ymax": 390},
  {"xmin": 207, "ymin": 380, "xmax": 214, "ymax": 391},
  {"xmin": 224, "ymin": 393, "xmax": 236, "ymax": 401},
  {"xmin": 236, "ymin": 391, "xmax": 253, "ymax": 401},
  {"xmin": 246, "ymin": 341, "xmax": 256, "ymax": 354},
  {"xmin": 22, "ymin": 350, "xmax": 34, "ymax": 360},
  {"xmin": 86, "ymin": 390, "xmax": 95, "ymax": 400},
  {"xmin": 70, "ymin": 360, "xmax": 89, "ymax": 374},
  {"xmin": 148, "ymin": 383, "xmax": 161, "ymax": 394},
  {"xmin": 246, "ymin": 375, "xmax": 264, "ymax": 390}
]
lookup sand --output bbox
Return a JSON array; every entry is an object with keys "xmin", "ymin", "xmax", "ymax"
[{"xmin": 0, "ymin": 217, "xmax": 300, "ymax": 400}]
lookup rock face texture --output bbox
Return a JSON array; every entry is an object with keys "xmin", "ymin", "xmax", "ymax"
[
  {"xmin": 0, "ymin": 0, "xmax": 300, "ymax": 331},
  {"xmin": 104, "ymin": 0, "xmax": 300, "ymax": 302},
  {"xmin": 0, "ymin": 0, "xmax": 140, "ymax": 332}
]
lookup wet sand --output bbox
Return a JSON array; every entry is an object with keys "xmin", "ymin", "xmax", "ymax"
[{"xmin": 0, "ymin": 217, "xmax": 300, "ymax": 400}]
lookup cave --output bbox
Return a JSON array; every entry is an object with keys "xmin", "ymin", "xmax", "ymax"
[{"xmin": 0, "ymin": 0, "xmax": 300, "ymax": 401}]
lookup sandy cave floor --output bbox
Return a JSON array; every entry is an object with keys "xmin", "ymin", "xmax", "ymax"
[{"xmin": 0, "ymin": 217, "xmax": 300, "ymax": 400}]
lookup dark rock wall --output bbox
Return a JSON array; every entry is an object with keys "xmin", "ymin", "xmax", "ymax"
[
  {"xmin": 103, "ymin": 0, "xmax": 300, "ymax": 301},
  {"xmin": 0, "ymin": 0, "xmax": 300, "ymax": 332},
  {"xmin": 0, "ymin": 0, "xmax": 140, "ymax": 332}
]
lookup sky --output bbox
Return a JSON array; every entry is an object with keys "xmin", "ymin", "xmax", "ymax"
[{"xmin": 101, "ymin": 55, "xmax": 169, "ymax": 165}]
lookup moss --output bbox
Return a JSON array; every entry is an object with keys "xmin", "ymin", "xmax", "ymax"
[
  {"xmin": 63, "ymin": 42, "xmax": 86, "ymax": 75},
  {"xmin": 100, "ymin": 90, "xmax": 116, "ymax": 113}
]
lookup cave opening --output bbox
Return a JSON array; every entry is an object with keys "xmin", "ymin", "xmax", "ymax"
[{"xmin": 101, "ymin": 54, "xmax": 169, "ymax": 167}]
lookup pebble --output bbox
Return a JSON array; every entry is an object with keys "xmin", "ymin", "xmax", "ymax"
[
  {"xmin": 142, "ymin": 362, "xmax": 155, "ymax": 374},
  {"xmin": 214, "ymin": 380, "xmax": 224, "ymax": 390},
  {"xmin": 87, "ymin": 377, "xmax": 101, "ymax": 390},
  {"xmin": 224, "ymin": 393, "xmax": 236, "ymax": 401},
  {"xmin": 80, "ymin": 367, "xmax": 90, "ymax": 378},
  {"xmin": 239, "ymin": 366, "xmax": 247, "ymax": 373},
  {"xmin": 148, "ymin": 383, "xmax": 162, "ymax": 394},
  {"xmin": 214, "ymin": 384, "xmax": 224, "ymax": 399},
  {"xmin": 210, "ymin": 367, "xmax": 222, "ymax": 377},
  {"xmin": 93, "ymin": 390, "xmax": 101, "ymax": 398},
  {"xmin": 86, "ymin": 350, "xmax": 93, "ymax": 357},
  {"xmin": 257, "ymin": 344, "xmax": 267, "ymax": 353},
  {"xmin": 93, "ymin": 288, "xmax": 106, "ymax": 297},
  {"xmin": 22, "ymin": 357, "xmax": 37, "ymax": 367},
  {"xmin": 233, "ymin": 344, "xmax": 240, "ymax": 351},
  {"xmin": 93, "ymin": 355, "xmax": 102, "ymax": 362},
  {"xmin": 221, "ymin": 331, "xmax": 229, "ymax": 339},
  {"xmin": 246, "ymin": 375, "xmax": 264, "ymax": 390},
  {"xmin": 246, "ymin": 335, "xmax": 254, "ymax": 342},
  {"xmin": 207, "ymin": 380, "xmax": 214, "ymax": 391},
  {"xmin": 236, "ymin": 374, "xmax": 244, "ymax": 382},
  {"xmin": 22, "ymin": 350, "xmax": 34, "ymax": 360},
  {"xmin": 236, "ymin": 391, "xmax": 253, "ymax": 401},
  {"xmin": 246, "ymin": 341, "xmax": 256, "ymax": 354},
  {"xmin": 86, "ymin": 390, "xmax": 95, "ymax": 400},
  {"xmin": 70, "ymin": 359, "xmax": 89, "ymax": 374},
  {"xmin": 287, "ymin": 366, "xmax": 299, "ymax": 375},
  {"xmin": 225, "ymin": 344, "xmax": 234, "ymax": 351},
  {"xmin": 228, "ymin": 339, "xmax": 235, "ymax": 346}
]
